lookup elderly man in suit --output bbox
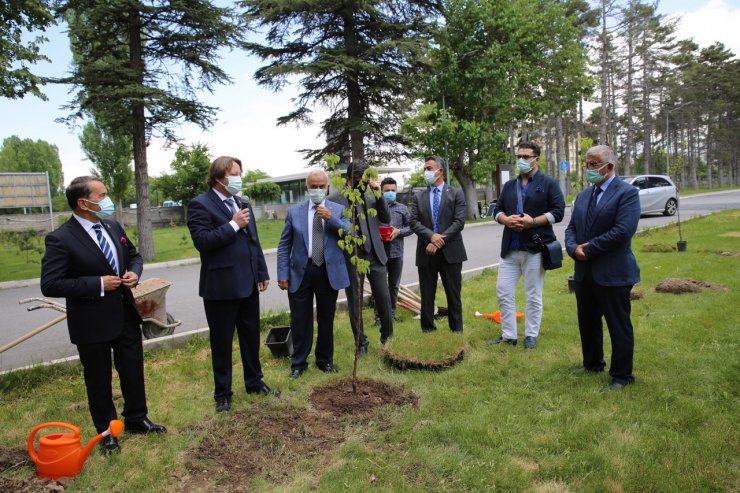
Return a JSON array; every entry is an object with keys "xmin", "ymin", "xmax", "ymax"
[
  {"xmin": 565, "ymin": 145, "xmax": 640, "ymax": 391},
  {"xmin": 327, "ymin": 159, "xmax": 392, "ymax": 353},
  {"xmin": 491, "ymin": 141, "xmax": 565, "ymax": 349},
  {"xmin": 187, "ymin": 156, "xmax": 278, "ymax": 413},
  {"xmin": 41, "ymin": 176, "xmax": 165, "ymax": 455},
  {"xmin": 409, "ymin": 156, "xmax": 468, "ymax": 333},
  {"xmin": 277, "ymin": 168, "xmax": 350, "ymax": 379}
]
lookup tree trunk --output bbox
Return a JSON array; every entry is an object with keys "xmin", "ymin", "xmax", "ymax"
[
  {"xmin": 129, "ymin": 6, "xmax": 153, "ymax": 261},
  {"xmin": 342, "ymin": 10, "xmax": 365, "ymax": 162},
  {"xmin": 599, "ymin": 1, "xmax": 609, "ymax": 145},
  {"xmin": 689, "ymin": 116, "xmax": 698, "ymax": 188},
  {"xmin": 624, "ymin": 30, "xmax": 635, "ymax": 176},
  {"xmin": 556, "ymin": 115, "xmax": 565, "ymax": 195}
]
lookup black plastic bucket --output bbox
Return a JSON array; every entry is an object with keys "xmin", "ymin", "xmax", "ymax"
[{"xmin": 265, "ymin": 326, "xmax": 293, "ymax": 357}]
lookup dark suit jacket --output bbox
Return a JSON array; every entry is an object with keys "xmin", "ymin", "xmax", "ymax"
[
  {"xmin": 187, "ymin": 189, "xmax": 269, "ymax": 300},
  {"xmin": 565, "ymin": 177, "xmax": 641, "ymax": 286},
  {"xmin": 41, "ymin": 217, "xmax": 143, "ymax": 345},
  {"xmin": 277, "ymin": 199, "xmax": 350, "ymax": 292},
  {"xmin": 409, "ymin": 184, "xmax": 468, "ymax": 266},
  {"xmin": 494, "ymin": 171, "xmax": 565, "ymax": 258},
  {"xmin": 326, "ymin": 188, "xmax": 390, "ymax": 265}
]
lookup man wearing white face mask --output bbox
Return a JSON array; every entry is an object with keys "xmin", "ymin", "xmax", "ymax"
[
  {"xmin": 187, "ymin": 156, "xmax": 277, "ymax": 413},
  {"xmin": 277, "ymin": 168, "xmax": 350, "ymax": 379},
  {"xmin": 41, "ymin": 176, "xmax": 166, "ymax": 455},
  {"xmin": 491, "ymin": 142, "xmax": 565, "ymax": 349}
]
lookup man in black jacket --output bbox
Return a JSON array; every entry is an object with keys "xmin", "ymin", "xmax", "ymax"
[
  {"xmin": 41, "ymin": 176, "xmax": 166, "ymax": 455},
  {"xmin": 327, "ymin": 160, "xmax": 393, "ymax": 352},
  {"xmin": 491, "ymin": 142, "xmax": 565, "ymax": 349}
]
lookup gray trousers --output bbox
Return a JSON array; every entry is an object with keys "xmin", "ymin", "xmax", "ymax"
[{"xmin": 346, "ymin": 251, "xmax": 393, "ymax": 345}]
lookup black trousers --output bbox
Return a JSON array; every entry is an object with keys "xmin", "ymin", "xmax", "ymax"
[
  {"xmin": 203, "ymin": 289, "xmax": 263, "ymax": 401},
  {"xmin": 289, "ymin": 262, "xmax": 339, "ymax": 371},
  {"xmin": 76, "ymin": 307, "xmax": 147, "ymax": 433},
  {"xmin": 345, "ymin": 251, "xmax": 393, "ymax": 345},
  {"xmin": 374, "ymin": 255, "xmax": 404, "ymax": 320},
  {"xmin": 575, "ymin": 270, "xmax": 635, "ymax": 384},
  {"xmin": 418, "ymin": 255, "xmax": 463, "ymax": 332}
]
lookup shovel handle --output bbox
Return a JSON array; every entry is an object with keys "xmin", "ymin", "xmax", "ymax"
[{"xmin": 0, "ymin": 314, "xmax": 67, "ymax": 354}]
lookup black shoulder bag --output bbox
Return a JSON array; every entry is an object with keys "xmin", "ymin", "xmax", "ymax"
[{"xmin": 532, "ymin": 234, "xmax": 563, "ymax": 270}]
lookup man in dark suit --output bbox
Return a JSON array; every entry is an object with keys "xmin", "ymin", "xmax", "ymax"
[
  {"xmin": 491, "ymin": 142, "xmax": 565, "ymax": 349},
  {"xmin": 277, "ymin": 168, "xmax": 350, "ymax": 379},
  {"xmin": 41, "ymin": 176, "xmax": 165, "ymax": 455},
  {"xmin": 409, "ymin": 156, "xmax": 467, "ymax": 333},
  {"xmin": 327, "ymin": 160, "xmax": 392, "ymax": 353},
  {"xmin": 565, "ymin": 145, "xmax": 640, "ymax": 391},
  {"xmin": 187, "ymin": 156, "xmax": 278, "ymax": 413}
]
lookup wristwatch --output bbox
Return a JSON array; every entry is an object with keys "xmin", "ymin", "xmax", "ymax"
[{"xmin": 531, "ymin": 217, "xmax": 537, "ymax": 226}]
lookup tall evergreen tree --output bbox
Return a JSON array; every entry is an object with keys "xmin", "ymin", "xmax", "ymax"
[
  {"xmin": 241, "ymin": 0, "xmax": 440, "ymax": 164},
  {"xmin": 56, "ymin": 0, "xmax": 243, "ymax": 260},
  {"xmin": 0, "ymin": 0, "xmax": 54, "ymax": 99}
]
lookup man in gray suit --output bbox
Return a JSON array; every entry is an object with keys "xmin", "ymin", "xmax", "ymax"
[
  {"xmin": 409, "ymin": 156, "xmax": 467, "ymax": 333},
  {"xmin": 277, "ymin": 169, "xmax": 350, "ymax": 378},
  {"xmin": 327, "ymin": 160, "xmax": 393, "ymax": 353},
  {"xmin": 565, "ymin": 145, "xmax": 640, "ymax": 391}
]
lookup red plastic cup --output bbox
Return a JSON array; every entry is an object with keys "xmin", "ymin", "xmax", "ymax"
[{"xmin": 378, "ymin": 226, "xmax": 393, "ymax": 241}]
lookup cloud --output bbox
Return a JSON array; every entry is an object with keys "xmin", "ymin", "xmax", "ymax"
[{"xmin": 669, "ymin": 0, "xmax": 740, "ymax": 55}]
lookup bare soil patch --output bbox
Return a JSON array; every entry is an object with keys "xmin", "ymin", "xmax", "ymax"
[
  {"xmin": 641, "ymin": 243, "xmax": 676, "ymax": 253},
  {"xmin": 630, "ymin": 289, "xmax": 643, "ymax": 301},
  {"xmin": 0, "ymin": 446, "xmax": 66, "ymax": 492},
  {"xmin": 309, "ymin": 378, "xmax": 418, "ymax": 419},
  {"xmin": 181, "ymin": 406, "xmax": 342, "ymax": 492},
  {"xmin": 719, "ymin": 231, "xmax": 740, "ymax": 238},
  {"xmin": 655, "ymin": 278, "xmax": 729, "ymax": 294}
]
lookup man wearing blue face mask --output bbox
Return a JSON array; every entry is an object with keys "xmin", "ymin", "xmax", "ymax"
[
  {"xmin": 41, "ymin": 176, "xmax": 166, "ymax": 455},
  {"xmin": 187, "ymin": 156, "xmax": 277, "ymax": 413},
  {"xmin": 375, "ymin": 177, "xmax": 412, "ymax": 323},
  {"xmin": 491, "ymin": 142, "xmax": 565, "ymax": 349},
  {"xmin": 565, "ymin": 145, "xmax": 640, "ymax": 392},
  {"xmin": 277, "ymin": 168, "xmax": 350, "ymax": 379}
]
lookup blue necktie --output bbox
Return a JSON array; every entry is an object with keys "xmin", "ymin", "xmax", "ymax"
[
  {"xmin": 432, "ymin": 187, "xmax": 440, "ymax": 233},
  {"xmin": 93, "ymin": 223, "xmax": 118, "ymax": 274},
  {"xmin": 587, "ymin": 186, "xmax": 602, "ymax": 226}
]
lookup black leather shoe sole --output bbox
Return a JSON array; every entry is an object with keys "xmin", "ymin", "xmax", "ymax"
[
  {"xmin": 125, "ymin": 420, "xmax": 167, "ymax": 434},
  {"xmin": 99, "ymin": 436, "xmax": 120, "ymax": 455}
]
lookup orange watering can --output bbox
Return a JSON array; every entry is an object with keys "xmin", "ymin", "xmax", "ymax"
[
  {"xmin": 475, "ymin": 310, "xmax": 524, "ymax": 324},
  {"xmin": 27, "ymin": 420, "xmax": 123, "ymax": 479}
]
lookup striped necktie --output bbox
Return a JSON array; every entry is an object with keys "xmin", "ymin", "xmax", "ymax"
[
  {"xmin": 311, "ymin": 206, "xmax": 324, "ymax": 266},
  {"xmin": 92, "ymin": 223, "xmax": 118, "ymax": 274},
  {"xmin": 586, "ymin": 186, "xmax": 602, "ymax": 226}
]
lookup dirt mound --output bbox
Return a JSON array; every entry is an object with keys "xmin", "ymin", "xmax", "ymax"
[
  {"xmin": 383, "ymin": 345, "xmax": 466, "ymax": 370},
  {"xmin": 310, "ymin": 378, "xmax": 418, "ymax": 419},
  {"xmin": 641, "ymin": 243, "xmax": 676, "ymax": 253},
  {"xmin": 182, "ymin": 406, "xmax": 342, "ymax": 491},
  {"xmin": 0, "ymin": 446, "xmax": 67, "ymax": 492},
  {"xmin": 655, "ymin": 278, "xmax": 728, "ymax": 294}
]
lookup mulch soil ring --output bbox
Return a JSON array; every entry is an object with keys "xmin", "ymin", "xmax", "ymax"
[
  {"xmin": 382, "ymin": 344, "xmax": 467, "ymax": 371},
  {"xmin": 309, "ymin": 378, "xmax": 418, "ymax": 419},
  {"xmin": 655, "ymin": 278, "xmax": 729, "ymax": 294},
  {"xmin": 181, "ymin": 380, "xmax": 416, "ymax": 491}
]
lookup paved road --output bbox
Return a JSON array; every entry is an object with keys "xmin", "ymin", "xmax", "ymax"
[{"xmin": 1, "ymin": 189, "xmax": 738, "ymax": 371}]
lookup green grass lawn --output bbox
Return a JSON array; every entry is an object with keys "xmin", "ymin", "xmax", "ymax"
[{"xmin": 1, "ymin": 210, "xmax": 737, "ymax": 491}]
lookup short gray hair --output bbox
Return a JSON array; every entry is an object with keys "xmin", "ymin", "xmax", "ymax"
[
  {"xmin": 586, "ymin": 145, "xmax": 617, "ymax": 166},
  {"xmin": 306, "ymin": 167, "xmax": 329, "ymax": 182}
]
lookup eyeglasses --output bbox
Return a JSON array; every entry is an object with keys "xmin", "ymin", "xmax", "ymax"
[
  {"xmin": 584, "ymin": 161, "xmax": 607, "ymax": 170},
  {"xmin": 516, "ymin": 155, "xmax": 536, "ymax": 160}
]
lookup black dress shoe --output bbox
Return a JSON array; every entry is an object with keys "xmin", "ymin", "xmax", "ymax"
[
  {"xmin": 421, "ymin": 327, "xmax": 437, "ymax": 333},
  {"xmin": 357, "ymin": 344, "xmax": 369, "ymax": 358},
  {"xmin": 317, "ymin": 363, "xmax": 339, "ymax": 373},
  {"xmin": 215, "ymin": 398, "xmax": 231, "ymax": 413},
  {"xmin": 290, "ymin": 368, "xmax": 306, "ymax": 379},
  {"xmin": 247, "ymin": 384, "xmax": 281, "ymax": 397},
  {"xmin": 487, "ymin": 336, "xmax": 517, "ymax": 346},
  {"xmin": 603, "ymin": 380, "xmax": 631, "ymax": 392},
  {"xmin": 125, "ymin": 417, "xmax": 167, "ymax": 434},
  {"xmin": 99, "ymin": 435, "xmax": 120, "ymax": 455}
]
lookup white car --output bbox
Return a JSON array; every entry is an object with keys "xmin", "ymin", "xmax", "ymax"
[{"xmin": 621, "ymin": 175, "xmax": 679, "ymax": 216}]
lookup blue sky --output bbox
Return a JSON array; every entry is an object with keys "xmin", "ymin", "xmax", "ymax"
[{"xmin": 0, "ymin": 0, "xmax": 738, "ymax": 186}]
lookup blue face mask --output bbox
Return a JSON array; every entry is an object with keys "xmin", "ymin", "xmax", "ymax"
[
  {"xmin": 221, "ymin": 175, "xmax": 243, "ymax": 196},
  {"xmin": 586, "ymin": 163, "xmax": 609, "ymax": 184},
  {"xmin": 85, "ymin": 197, "xmax": 115, "ymax": 220},
  {"xmin": 307, "ymin": 187, "xmax": 326, "ymax": 205},
  {"xmin": 516, "ymin": 158, "xmax": 535, "ymax": 175},
  {"xmin": 383, "ymin": 191, "xmax": 396, "ymax": 202}
]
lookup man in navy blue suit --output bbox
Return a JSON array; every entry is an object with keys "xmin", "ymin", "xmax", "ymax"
[
  {"xmin": 41, "ymin": 176, "xmax": 165, "ymax": 454},
  {"xmin": 187, "ymin": 156, "xmax": 278, "ymax": 413},
  {"xmin": 277, "ymin": 169, "xmax": 350, "ymax": 379},
  {"xmin": 565, "ymin": 145, "xmax": 640, "ymax": 391}
]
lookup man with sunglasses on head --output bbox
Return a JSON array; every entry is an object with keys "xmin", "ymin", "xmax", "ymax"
[
  {"xmin": 565, "ymin": 145, "xmax": 640, "ymax": 391},
  {"xmin": 490, "ymin": 142, "xmax": 565, "ymax": 349}
]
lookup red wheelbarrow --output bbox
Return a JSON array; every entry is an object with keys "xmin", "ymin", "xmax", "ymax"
[{"xmin": 0, "ymin": 278, "xmax": 182, "ymax": 355}]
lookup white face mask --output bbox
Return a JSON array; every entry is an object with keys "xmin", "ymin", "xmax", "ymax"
[
  {"xmin": 84, "ymin": 197, "xmax": 115, "ymax": 220},
  {"xmin": 423, "ymin": 169, "xmax": 439, "ymax": 185},
  {"xmin": 307, "ymin": 187, "xmax": 326, "ymax": 205},
  {"xmin": 221, "ymin": 175, "xmax": 243, "ymax": 196},
  {"xmin": 516, "ymin": 158, "xmax": 535, "ymax": 175}
]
